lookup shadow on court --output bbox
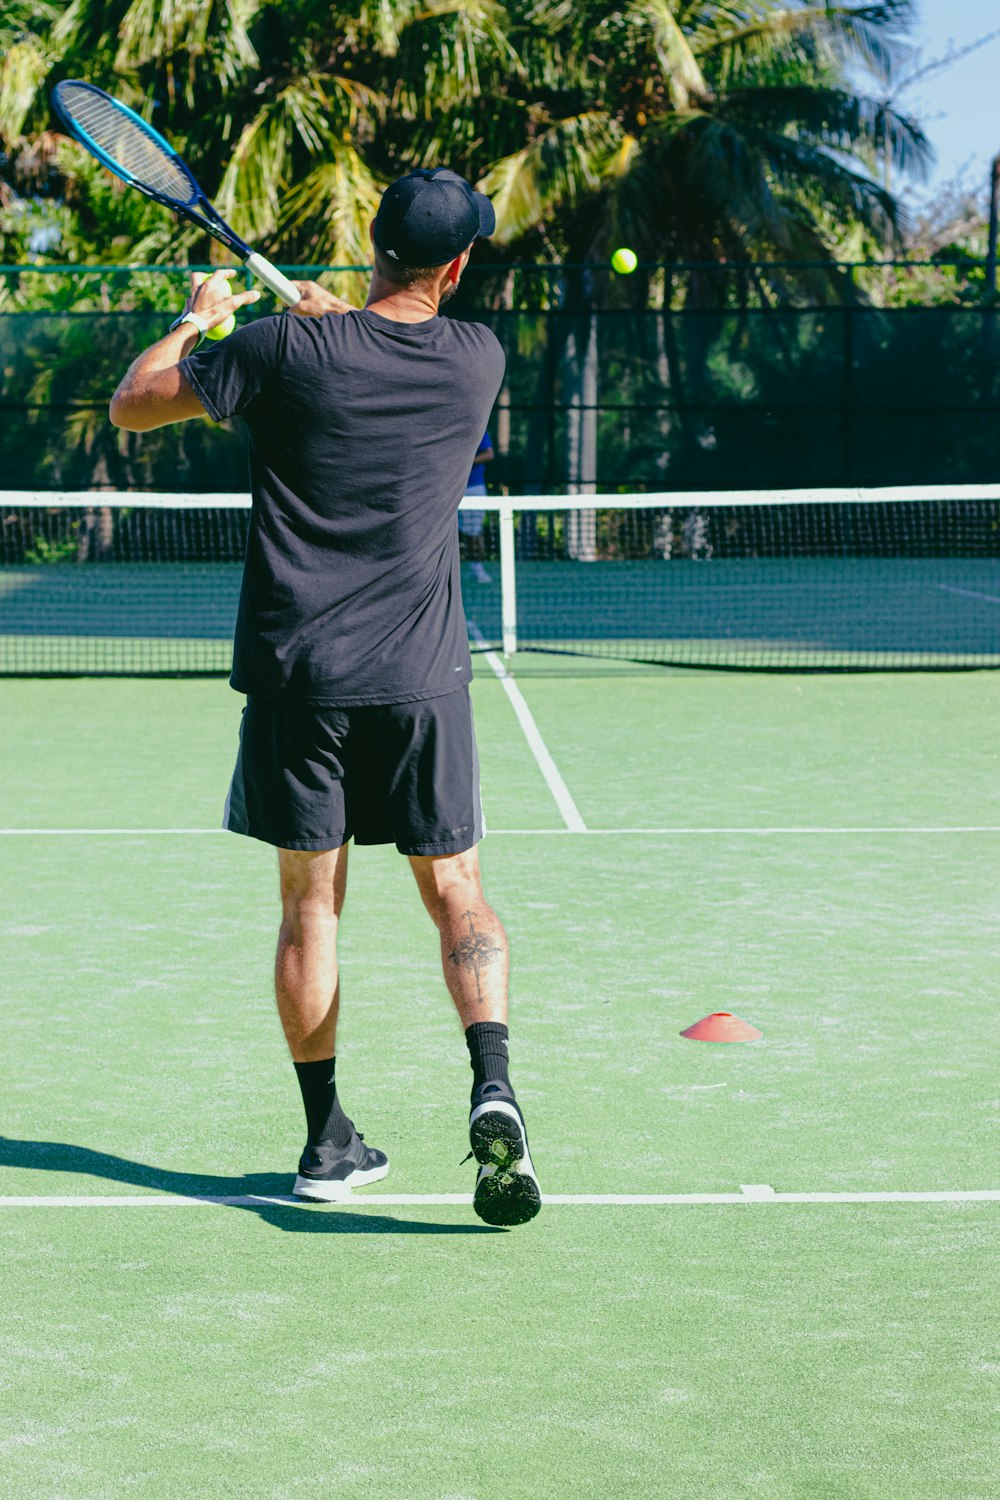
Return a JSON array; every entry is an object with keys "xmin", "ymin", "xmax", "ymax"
[{"xmin": 0, "ymin": 1136, "xmax": 502, "ymax": 1235}]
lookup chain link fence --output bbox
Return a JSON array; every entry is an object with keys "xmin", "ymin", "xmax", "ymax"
[{"xmin": 2, "ymin": 262, "xmax": 998, "ymax": 492}]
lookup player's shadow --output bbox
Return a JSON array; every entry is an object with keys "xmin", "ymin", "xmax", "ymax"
[{"xmin": 0, "ymin": 1135, "xmax": 502, "ymax": 1235}]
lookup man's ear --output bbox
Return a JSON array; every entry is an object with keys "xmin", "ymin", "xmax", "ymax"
[
  {"xmin": 446, "ymin": 246, "xmax": 474, "ymax": 285},
  {"xmin": 369, "ymin": 220, "xmax": 376, "ymax": 245}
]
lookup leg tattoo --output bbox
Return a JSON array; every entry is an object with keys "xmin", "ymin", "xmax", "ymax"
[{"xmin": 448, "ymin": 910, "xmax": 502, "ymax": 1004}]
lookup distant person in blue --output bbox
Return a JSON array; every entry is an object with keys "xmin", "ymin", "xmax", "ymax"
[{"xmin": 458, "ymin": 431, "xmax": 494, "ymax": 582}]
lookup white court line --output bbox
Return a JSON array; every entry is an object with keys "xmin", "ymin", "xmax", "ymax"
[
  {"xmin": 1, "ymin": 827, "xmax": 998, "ymax": 838},
  {"xmin": 488, "ymin": 826, "xmax": 1000, "ymax": 836},
  {"xmin": 468, "ymin": 624, "xmax": 587, "ymax": 832},
  {"xmin": 1, "ymin": 1189, "xmax": 998, "ymax": 1208},
  {"xmin": 935, "ymin": 583, "xmax": 1000, "ymax": 605}
]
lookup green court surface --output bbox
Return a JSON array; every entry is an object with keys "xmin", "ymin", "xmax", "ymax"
[{"xmin": 1, "ymin": 667, "xmax": 998, "ymax": 1499}]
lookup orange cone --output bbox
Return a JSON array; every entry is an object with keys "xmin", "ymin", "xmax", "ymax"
[{"xmin": 680, "ymin": 1011, "xmax": 763, "ymax": 1043}]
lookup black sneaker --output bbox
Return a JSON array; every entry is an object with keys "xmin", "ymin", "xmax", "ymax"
[
  {"xmin": 293, "ymin": 1130, "xmax": 389, "ymax": 1202},
  {"xmin": 468, "ymin": 1081, "xmax": 541, "ymax": 1227}
]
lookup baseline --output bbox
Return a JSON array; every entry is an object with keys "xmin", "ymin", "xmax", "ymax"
[{"xmin": 1, "ymin": 1189, "xmax": 998, "ymax": 1208}]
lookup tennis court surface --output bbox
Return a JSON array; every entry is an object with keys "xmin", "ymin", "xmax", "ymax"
[{"xmin": 1, "ymin": 661, "xmax": 997, "ymax": 1499}]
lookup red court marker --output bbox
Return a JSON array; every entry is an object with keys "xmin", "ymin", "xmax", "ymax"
[{"xmin": 680, "ymin": 1011, "xmax": 763, "ymax": 1043}]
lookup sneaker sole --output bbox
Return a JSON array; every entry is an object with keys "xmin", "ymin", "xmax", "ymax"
[
  {"xmin": 293, "ymin": 1160, "xmax": 390, "ymax": 1202},
  {"xmin": 469, "ymin": 1099, "xmax": 527, "ymax": 1168},
  {"xmin": 473, "ymin": 1158, "xmax": 542, "ymax": 1227},
  {"xmin": 469, "ymin": 1100, "xmax": 541, "ymax": 1226}
]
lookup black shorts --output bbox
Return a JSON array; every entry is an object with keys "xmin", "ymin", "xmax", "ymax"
[{"xmin": 223, "ymin": 687, "xmax": 484, "ymax": 855}]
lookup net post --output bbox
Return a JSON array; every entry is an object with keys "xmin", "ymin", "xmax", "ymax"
[{"xmin": 499, "ymin": 501, "xmax": 517, "ymax": 658}]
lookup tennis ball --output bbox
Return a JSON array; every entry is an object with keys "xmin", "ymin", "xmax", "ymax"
[
  {"xmin": 205, "ymin": 314, "xmax": 237, "ymax": 341},
  {"xmin": 611, "ymin": 247, "xmax": 638, "ymax": 274}
]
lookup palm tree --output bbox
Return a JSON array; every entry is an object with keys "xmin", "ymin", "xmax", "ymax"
[
  {"xmin": 0, "ymin": 0, "xmax": 520, "ymax": 279},
  {"xmin": 1, "ymin": 2, "xmax": 933, "ymax": 494},
  {"xmin": 4, "ymin": 2, "xmax": 929, "ymax": 280},
  {"xmin": 450, "ymin": 2, "xmax": 931, "ymax": 498},
  {"xmin": 473, "ymin": 2, "xmax": 930, "ymax": 281}
]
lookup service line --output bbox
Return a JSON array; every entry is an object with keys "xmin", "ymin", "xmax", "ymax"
[
  {"xmin": 1, "ymin": 1189, "xmax": 998, "ymax": 1208},
  {"xmin": 1, "ymin": 827, "xmax": 999, "ymax": 838}
]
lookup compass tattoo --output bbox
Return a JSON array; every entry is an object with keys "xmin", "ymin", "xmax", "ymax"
[{"xmin": 448, "ymin": 910, "xmax": 502, "ymax": 1003}]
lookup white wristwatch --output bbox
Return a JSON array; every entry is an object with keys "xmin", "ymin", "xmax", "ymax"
[{"xmin": 168, "ymin": 309, "xmax": 209, "ymax": 342}]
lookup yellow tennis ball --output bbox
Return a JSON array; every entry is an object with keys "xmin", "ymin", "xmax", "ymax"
[
  {"xmin": 611, "ymin": 247, "xmax": 637, "ymax": 274},
  {"xmin": 205, "ymin": 314, "xmax": 237, "ymax": 341}
]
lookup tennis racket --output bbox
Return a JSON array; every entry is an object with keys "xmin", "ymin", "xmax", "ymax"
[{"xmin": 51, "ymin": 80, "xmax": 301, "ymax": 306}]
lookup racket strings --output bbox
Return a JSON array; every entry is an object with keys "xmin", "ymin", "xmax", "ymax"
[{"xmin": 58, "ymin": 85, "xmax": 196, "ymax": 203}]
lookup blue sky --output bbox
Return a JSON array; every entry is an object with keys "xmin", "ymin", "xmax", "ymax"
[{"xmin": 896, "ymin": 0, "xmax": 1000, "ymax": 201}]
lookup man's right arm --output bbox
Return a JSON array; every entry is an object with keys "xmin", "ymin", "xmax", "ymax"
[
  {"xmin": 110, "ymin": 275, "xmax": 355, "ymax": 431},
  {"xmin": 109, "ymin": 327, "xmax": 210, "ymax": 432},
  {"xmin": 110, "ymin": 268, "xmax": 261, "ymax": 432}
]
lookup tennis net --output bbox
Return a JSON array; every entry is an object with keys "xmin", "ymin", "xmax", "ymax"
[{"xmin": 2, "ymin": 487, "xmax": 999, "ymax": 674}]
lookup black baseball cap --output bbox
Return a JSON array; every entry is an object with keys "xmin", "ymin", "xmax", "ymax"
[{"xmin": 373, "ymin": 168, "xmax": 496, "ymax": 268}]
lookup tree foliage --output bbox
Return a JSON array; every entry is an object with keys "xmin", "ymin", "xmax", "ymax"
[{"xmin": 1, "ymin": 1, "xmax": 931, "ymax": 288}]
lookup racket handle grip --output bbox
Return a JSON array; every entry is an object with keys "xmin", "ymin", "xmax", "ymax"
[{"xmin": 244, "ymin": 252, "xmax": 301, "ymax": 306}]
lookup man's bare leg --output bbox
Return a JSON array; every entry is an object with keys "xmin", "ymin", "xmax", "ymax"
[
  {"xmin": 409, "ymin": 846, "xmax": 508, "ymax": 1028},
  {"xmin": 275, "ymin": 845, "xmax": 348, "ymax": 1060},
  {"xmin": 276, "ymin": 845, "xmax": 388, "ymax": 1198},
  {"xmin": 410, "ymin": 845, "xmax": 540, "ymax": 1226}
]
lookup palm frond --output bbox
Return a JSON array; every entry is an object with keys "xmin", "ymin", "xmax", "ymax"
[
  {"xmin": 721, "ymin": 83, "xmax": 932, "ymax": 179},
  {"xmin": 607, "ymin": 131, "xmax": 641, "ymax": 179},
  {"xmin": 213, "ymin": 82, "xmax": 324, "ymax": 244},
  {"xmin": 48, "ymin": 0, "xmax": 88, "ymax": 53},
  {"xmin": 345, "ymin": 0, "xmax": 413, "ymax": 59},
  {"xmin": 0, "ymin": 38, "xmax": 52, "ymax": 144},
  {"xmin": 684, "ymin": 105, "xmax": 903, "ymax": 247},
  {"xmin": 622, "ymin": 0, "xmax": 713, "ymax": 108},
  {"xmin": 865, "ymin": 97, "xmax": 931, "ymax": 182},
  {"xmin": 476, "ymin": 145, "xmax": 546, "ymax": 239},
  {"xmin": 278, "ymin": 146, "xmax": 384, "ymax": 264},
  {"xmin": 114, "ymin": 0, "xmax": 260, "ymax": 98},
  {"xmin": 696, "ymin": 1, "xmax": 917, "ymax": 89},
  {"xmin": 396, "ymin": 0, "xmax": 525, "ymax": 114},
  {"xmin": 478, "ymin": 111, "xmax": 622, "ymax": 244}
]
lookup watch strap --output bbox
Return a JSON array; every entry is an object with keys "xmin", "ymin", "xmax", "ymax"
[{"xmin": 169, "ymin": 310, "xmax": 209, "ymax": 339}]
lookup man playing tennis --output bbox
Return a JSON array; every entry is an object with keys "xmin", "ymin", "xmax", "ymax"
[{"xmin": 109, "ymin": 168, "xmax": 540, "ymax": 1227}]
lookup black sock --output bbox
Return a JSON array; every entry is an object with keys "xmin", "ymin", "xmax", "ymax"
[
  {"xmin": 293, "ymin": 1058, "xmax": 354, "ymax": 1149},
  {"xmin": 465, "ymin": 1021, "xmax": 511, "ymax": 1095}
]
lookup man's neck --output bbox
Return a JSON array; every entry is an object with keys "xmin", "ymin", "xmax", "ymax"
[{"xmin": 363, "ymin": 272, "xmax": 443, "ymax": 323}]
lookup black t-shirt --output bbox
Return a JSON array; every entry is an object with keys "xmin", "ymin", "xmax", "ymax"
[{"xmin": 180, "ymin": 308, "xmax": 505, "ymax": 703}]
